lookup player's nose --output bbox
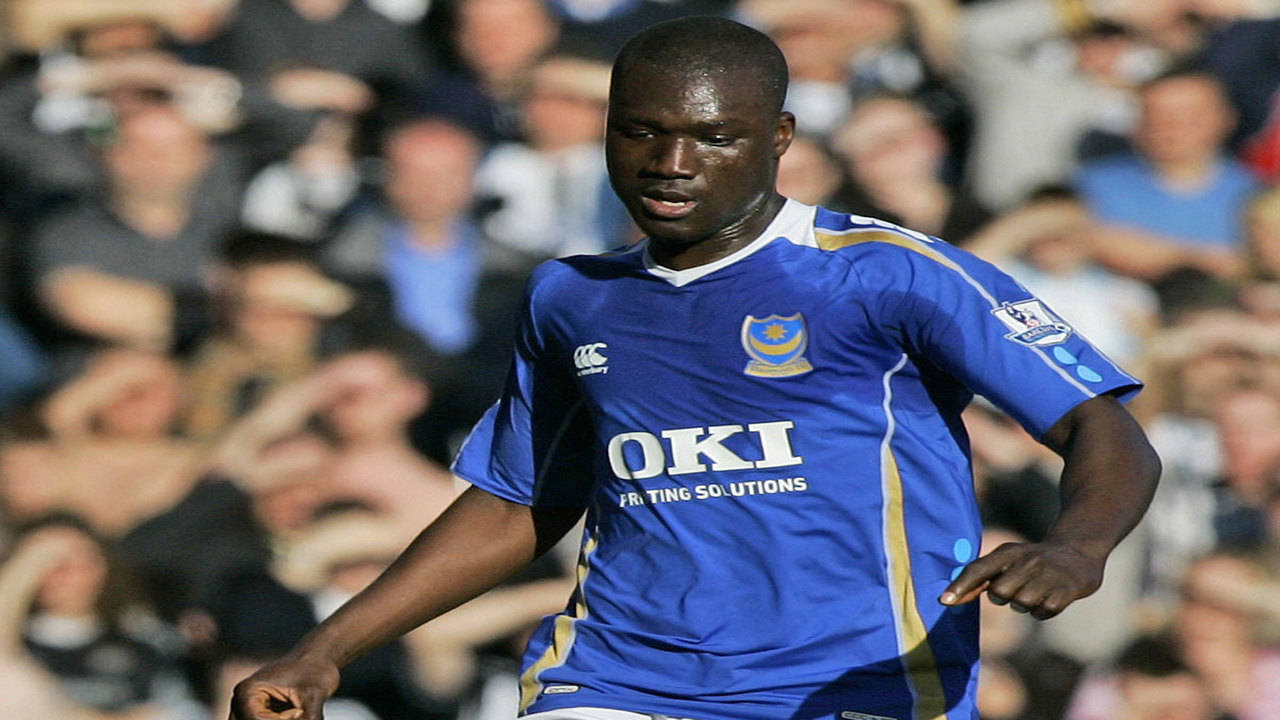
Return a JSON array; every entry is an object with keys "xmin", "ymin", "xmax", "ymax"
[{"xmin": 645, "ymin": 135, "xmax": 698, "ymax": 178}]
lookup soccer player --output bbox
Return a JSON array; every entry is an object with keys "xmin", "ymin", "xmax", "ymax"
[{"xmin": 231, "ymin": 17, "xmax": 1161, "ymax": 720}]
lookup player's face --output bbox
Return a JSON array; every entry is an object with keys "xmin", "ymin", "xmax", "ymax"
[{"xmin": 605, "ymin": 66, "xmax": 794, "ymax": 252}]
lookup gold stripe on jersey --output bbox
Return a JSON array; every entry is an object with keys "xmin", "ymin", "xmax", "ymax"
[
  {"xmin": 880, "ymin": 356, "xmax": 950, "ymax": 720},
  {"xmin": 815, "ymin": 230, "xmax": 963, "ymax": 275},
  {"xmin": 518, "ymin": 534, "xmax": 599, "ymax": 711}
]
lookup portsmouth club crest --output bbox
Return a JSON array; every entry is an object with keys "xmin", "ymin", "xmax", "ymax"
[
  {"xmin": 741, "ymin": 313, "xmax": 814, "ymax": 378},
  {"xmin": 992, "ymin": 299, "xmax": 1072, "ymax": 346}
]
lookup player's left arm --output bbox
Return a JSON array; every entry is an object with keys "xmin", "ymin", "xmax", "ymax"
[{"xmin": 941, "ymin": 392, "xmax": 1160, "ymax": 619}]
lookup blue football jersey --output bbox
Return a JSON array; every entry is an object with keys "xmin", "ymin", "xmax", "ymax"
[{"xmin": 452, "ymin": 200, "xmax": 1141, "ymax": 720}]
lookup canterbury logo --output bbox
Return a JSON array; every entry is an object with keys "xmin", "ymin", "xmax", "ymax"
[{"xmin": 574, "ymin": 342, "xmax": 609, "ymax": 376}]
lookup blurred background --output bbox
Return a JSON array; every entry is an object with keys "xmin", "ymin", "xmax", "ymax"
[{"xmin": 1, "ymin": 1, "xmax": 1280, "ymax": 718}]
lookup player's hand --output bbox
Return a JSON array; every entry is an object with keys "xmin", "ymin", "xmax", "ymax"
[
  {"xmin": 938, "ymin": 540, "xmax": 1104, "ymax": 620},
  {"xmin": 229, "ymin": 656, "xmax": 340, "ymax": 720}
]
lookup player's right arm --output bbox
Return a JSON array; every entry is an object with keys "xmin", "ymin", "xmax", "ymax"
[
  {"xmin": 229, "ymin": 485, "xmax": 584, "ymax": 720},
  {"xmin": 233, "ymin": 263, "xmax": 594, "ymax": 718}
]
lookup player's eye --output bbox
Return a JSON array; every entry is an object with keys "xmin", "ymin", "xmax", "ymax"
[
  {"xmin": 619, "ymin": 127, "xmax": 655, "ymax": 140},
  {"xmin": 704, "ymin": 134, "xmax": 735, "ymax": 146}
]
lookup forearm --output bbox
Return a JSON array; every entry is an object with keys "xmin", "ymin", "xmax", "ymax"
[
  {"xmin": 1043, "ymin": 395, "xmax": 1160, "ymax": 561},
  {"xmin": 0, "ymin": 544, "xmax": 63, "ymax": 651},
  {"xmin": 288, "ymin": 487, "xmax": 581, "ymax": 668},
  {"xmin": 211, "ymin": 373, "xmax": 341, "ymax": 478},
  {"xmin": 1090, "ymin": 226, "xmax": 1242, "ymax": 280},
  {"xmin": 40, "ymin": 269, "xmax": 174, "ymax": 348},
  {"xmin": 10, "ymin": 0, "xmax": 191, "ymax": 50}
]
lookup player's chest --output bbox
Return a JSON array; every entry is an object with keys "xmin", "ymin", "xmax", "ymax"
[{"xmin": 547, "ymin": 280, "xmax": 898, "ymax": 411}]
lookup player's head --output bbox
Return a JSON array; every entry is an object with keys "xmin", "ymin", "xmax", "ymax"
[{"xmin": 606, "ymin": 16, "xmax": 794, "ymax": 248}]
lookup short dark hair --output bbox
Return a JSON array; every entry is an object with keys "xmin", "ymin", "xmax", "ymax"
[
  {"xmin": 612, "ymin": 16, "xmax": 789, "ymax": 115},
  {"xmin": 1139, "ymin": 60, "xmax": 1224, "ymax": 95},
  {"xmin": 221, "ymin": 230, "xmax": 321, "ymax": 269},
  {"xmin": 1115, "ymin": 634, "xmax": 1191, "ymax": 678},
  {"xmin": 320, "ymin": 321, "xmax": 443, "ymax": 382}
]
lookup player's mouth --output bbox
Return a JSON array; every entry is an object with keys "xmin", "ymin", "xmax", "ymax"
[{"xmin": 640, "ymin": 190, "xmax": 698, "ymax": 220}]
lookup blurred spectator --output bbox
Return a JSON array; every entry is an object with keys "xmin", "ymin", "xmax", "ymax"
[
  {"xmin": 830, "ymin": 93, "xmax": 992, "ymax": 245},
  {"xmin": 205, "ymin": 348, "xmax": 573, "ymax": 717},
  {"xmin": 967, "ymin": 186, "xmax": 1158, "ymax": 365},
  {"xmin": 0, "ymin": 526, "xmax": 98, "ymax": 719},
  {"xmin": 183, "ymin": 232, "xmax": 353, "ymax": 440},
  {"xmin": 29, "ymin": 104, "xmax": 240, "ymax": 351},
  {"xmin": 1070, "ymin": 554, "xmax": 1280, "ymax": 720},
  {"xmin": 1137, "ymin": 310, "xmax": 1280, "ymax": 602},
  {"xmin": 210, "ymin": 344, "xmax": 455, "ymax": 544},
  {"xmin": 1210, "ymin": 386, "xmax": 1280, "ymax": 550},
  {"xmin": 553, "ymin": 0, "xmax": 737, "ymax": 55},
  {"xmin": 40, "ymin": 347, "xmax": 185, "ymax": 441},
  {"xmin": 1078, "ymin": 66, "xmax": 1260, "ymax": 281},
  {"xmin": 7, "ymin": 0, "xmax": 235, "ymax": 52},
  {"xmin": 14, "ymin": 349, "xmax": 206, "ymax": 536},
  {"xmin": 1177, "ymin": 553, "xmax": 1280, "ymax": 719},
  {"xmin": 1194, "ymin": 0, "xmax": 1280, "ymax": 181},
  {"xmin": 201, "ymin": 0, "xmax": 431, "ymax": 117},
  {"xmin": 322, "ymin": 114, "xmax": 538, "ymax": 457},
  {"xmin": 240, "ymin": 114, "xmax": 364, "ymax": 240},
  {"xmin": 115, "ymin": 476, "xmax": 271, "ymax": 629},
  {"xmin": 1113, "ymin": 635, "xmax": 1221, "ymax": 720},
  {"xmin": 424, "ymin": 0, "xmax": 561, "ymax": 142},
  {"xmin": 742, "ymin": 0, "xmax": 965, "ymax": 143},
  {"xmin": 474, "ymin": 53, "xmax": 630, "ymax": 261},
  {"xmin": 957, "ymin": 0, "xmax": 1161, "ymax": 210},
  {"xmin": 0, "ymin": 514, "xmax": 201, "ymax": 719},
  {"xmin": 0, "ymin": 14, "xmax": 247, "ymax": 223},
  {"xmin": 1239, "ymin": 184, "xmax": 1280, "ymax": 317},
  {"xmin": 324, "ymin": 117, "xmax": 487, "ymax": 355},
  {"xmin": 775, "ymin": 134, "xmax": 845, "ymax": 209}
]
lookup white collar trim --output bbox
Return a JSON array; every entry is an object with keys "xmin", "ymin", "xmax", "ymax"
[{"xmin": 642, "ymin": 199, "xmax": 816, "ymax": 287}]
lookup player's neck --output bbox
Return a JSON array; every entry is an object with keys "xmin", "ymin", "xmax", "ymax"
[{"xmin": 648, "ymin": 193, "xmax": 787, "ymax": 271}]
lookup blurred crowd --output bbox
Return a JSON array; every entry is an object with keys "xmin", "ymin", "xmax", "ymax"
[{"xmin": 1, "ymin": 0, "xmax": 1280, "ymax": 719}]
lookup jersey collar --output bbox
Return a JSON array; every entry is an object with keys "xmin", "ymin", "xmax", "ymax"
[{"xmin": 641, "ymin": 199, "xmax": 816, "ymax": 287}]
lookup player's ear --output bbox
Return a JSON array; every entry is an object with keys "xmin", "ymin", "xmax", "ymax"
[{"xmin": 774, "ymin": 112, "xmax": 796, "ymax": 158}]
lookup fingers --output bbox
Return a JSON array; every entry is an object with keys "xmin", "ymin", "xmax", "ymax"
[
  {"xmin": 940, "ymin": 542, "xmax": 1022, "ymax": 605},
  {"xmin": 939, "ymin": 542, "xmax": 1098, "ymax": 619},
  {"xmin": 232, "ymin": 684, "xmax": 308, "ymax": 720}
]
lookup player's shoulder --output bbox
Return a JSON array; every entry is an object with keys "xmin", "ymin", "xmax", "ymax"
[
  {"xmin": 525, "ymin": 244, "xmax": 644, "ymax": 299},
  {"xmin": 802, "ymin": 206, "xmax": 980, "ymax": 281}
]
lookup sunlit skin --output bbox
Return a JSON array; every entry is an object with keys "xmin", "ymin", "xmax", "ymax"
[
  {"xmin": 384, "ymin": 121, "xmax": 481, "ymax": 235},
  {"xmin": 33, "ymin": 527, "xmax": 109, "ymax": 618},
  {"xmin": 105, "ymin": 107, "xmax": 212, "ymax": 204},
  {"xmin": 1134, "ymin": 75, "xmax": 1236, "ymax": 182},
  {"xmin": 605, "ymin": 66, "xmax": 794, "ymax": 270}
]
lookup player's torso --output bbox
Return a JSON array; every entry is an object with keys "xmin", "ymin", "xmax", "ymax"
[{"xmin": 519, "ymin": 232, "xmax": 981, "ymax": 719}]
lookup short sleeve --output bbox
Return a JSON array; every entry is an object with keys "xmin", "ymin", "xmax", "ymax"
[
  {"xmin": 450, "ymin": 271, "xmax": 597, "ymax": 507},
  {"xmin": 874, "ymin": 241, "xmax": 1142, "ymax": 438}
]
